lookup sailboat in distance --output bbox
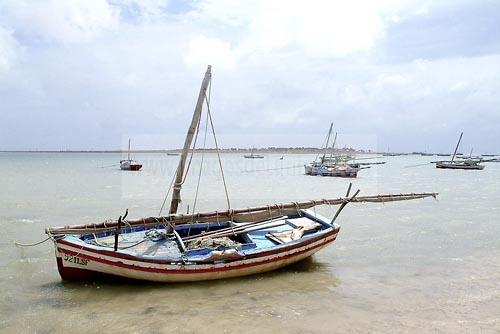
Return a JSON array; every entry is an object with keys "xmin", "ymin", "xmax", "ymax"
[
  {"xmin": 304, "ymin": 124, "xmax": 362, "ymax": 177},
  {"xmin": 120, "ymin": 138, "xmax": 142, "ymax": 171},
  {"xmin": 244, "ymin": 147, "xmax": 264, "ymax": 159},
  {"xmin": 45, "ymin": 66, "xmax": 437, "ymax": 283},
  {"xmin": 435, "ymin": 132, "xmax": 484, "ymax": 170}
]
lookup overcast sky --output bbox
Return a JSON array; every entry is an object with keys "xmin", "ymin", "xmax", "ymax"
[{"xmin": 0, "ymin": 0, "xmax": 499, "ymax": 153}]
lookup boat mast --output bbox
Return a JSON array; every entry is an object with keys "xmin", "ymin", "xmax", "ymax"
[
  {"xmin": 451, "ymin": 132, "xmax": 463, "ymax": 163},
  {"xmin": 322, "ymin": 122, "xmax": 333, "ymax": 162},
  {"xmin": 168, "ymin": 65, "xmax": 212, "ymax": 221},
  {"xmin": 128, "ymin": 138, "xmax": 131, "ymax": 161},
  {"xmin": 329, "ymin": 132, "xmax": 338, "ymax": 159}
]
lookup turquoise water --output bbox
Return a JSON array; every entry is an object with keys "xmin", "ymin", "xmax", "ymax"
[{"xmin": 0, "ymin": 152, "xmax": 499, "ymax": 333}]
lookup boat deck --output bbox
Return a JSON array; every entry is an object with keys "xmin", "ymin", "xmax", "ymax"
[
  {"xmin": 71, "ymin": 214, "xmax": 331, "ymax": 264},
  {"xmin": 84, "ymin": 232, "xmax": 184, "ymax": 261}
]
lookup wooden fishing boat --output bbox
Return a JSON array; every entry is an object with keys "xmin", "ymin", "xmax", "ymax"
[
  {"xmin": 436, "ymin": 161, "xmax": 484, "ymax": 170},
  {"xmin": 120, "ymin": 138, "xmax": 142, "ymax": 171},
  {"xmin": 434, "ymin": 132, "xmax": 485, "ymax": 170},
  {"xmin": 45, "ymin": 66, "xmax": 437, "ymax": 282},
  {"xmin": 305, "ymin": 161, "xmax": 360, "ymax": 177}
]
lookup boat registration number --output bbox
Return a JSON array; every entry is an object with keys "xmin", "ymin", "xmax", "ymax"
[{"xmin": 64, "ymin": 254, "xmax": 88, "ymax": 266}]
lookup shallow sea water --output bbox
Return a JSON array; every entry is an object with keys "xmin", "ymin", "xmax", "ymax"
[{"xmin": 0, "ymin": 152, "xmax": 499, "ymax": 333}]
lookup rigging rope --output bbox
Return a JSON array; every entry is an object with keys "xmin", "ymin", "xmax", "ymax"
[
  {"xmin": 158, "ymin": 170, "xmax": 177, "ymax": 216},
  {"xmin": 187, "ymin": 109, "xmax": 210, "ymax": 237},
  {"xmin": 158, "ymin": 97, "xmax": 204, "ymax": 216},
  {"xmin": 314, "ymin": 127, "xmax": 331, "ymax": 162},
  {"xmin": 160, "ymin": 75, "xmax": 231, "ymax": 215},
  {"xmin": 205, "ymin": 95, "xmax": 231, "ymax": 209},
  {"xmin": 14, "ymin": 236, "xmax": 52, "ymax": 247},
  {"xmin": 192, "ymin": 110, "xmax": 209, "ymax": 214},
  {"xmin": 204, "ymin": 79, "xmax": 231, "ymax": 210}
]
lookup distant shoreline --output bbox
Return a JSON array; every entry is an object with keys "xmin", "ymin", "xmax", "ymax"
[
  {"xmin": 0, "ymin": 148, "xmax": 377, "ymax": 154},
  {"xmin": 2, "ymin": 149, "xmax": 484, "ymax": 155}
]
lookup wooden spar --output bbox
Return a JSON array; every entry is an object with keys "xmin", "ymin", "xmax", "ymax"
[
  {"xmin": 451, "ymin": 132, "xmax": 463, "ymax": 163},
  {"xmin": 322, "ymin": 122, "xmax": 333, "ymax": 161},
  {"xmin": 167, "ymin": 65, "xmax": 212, "ymax": 232},
  {"xmin": 345, "ymin": 183, "xmax": 352, "ymax": 197},
  {"xmin": 331, "ymin": 189, "xmax": 360, "ymax": 224},
  {"xmin": 46, "ymin": 192, "xmax": 438, "ymax": 235}
]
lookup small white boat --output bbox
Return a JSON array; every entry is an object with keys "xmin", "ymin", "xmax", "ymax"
[
  {"xmin": 244, "ymin": 147, "xmax": 264, "ymax": 159},
  {"xmin": 120, "ymin": 138, "xmax": 142, "ymax": 171}
]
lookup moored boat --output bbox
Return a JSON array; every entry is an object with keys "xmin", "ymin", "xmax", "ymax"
[
  {"xmin": 305, "ymin": 161, "xmax": 360, "ymax": 177},
  {"xmin": 434, "ymin": 132, "xmax": 485, "ymax": 171},
  {"xmin": 436, "ymin": 161, "xmax": 484, "ymax": 170},
  {"xmin": 120, "ymin": 138, "xmax": 142, "ymax": 171},
  {"xmin": 244, "ymin": 147, "xmax": 264, "ymax": 159},
  {"xmin": 304, "ymin": 126, "xmax": 366, "ymax": 177},
  {"xmin": 49, "ymin": 209, "xmax": 340, "ymax": 282},
  {"xmin": 120, "ymin": 160, "xmax": 143, "ymax": 171},
  {"xmin": 47, "ymin": 192, "xmax": 435, "ymax": 282}
]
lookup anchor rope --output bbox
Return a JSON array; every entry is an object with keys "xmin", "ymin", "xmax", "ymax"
[{"xmin": 14, "ymin": 236, "xmax": 52, "ymax": 247}]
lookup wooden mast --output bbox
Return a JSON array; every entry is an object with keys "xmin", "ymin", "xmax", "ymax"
[
  {"xmin": 451, "ymin": 132, "xmax": 463, "ymax": 163},
  {"xmin": 167, "ymin": 65, "xmax": 212, "ymax": 232}
]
